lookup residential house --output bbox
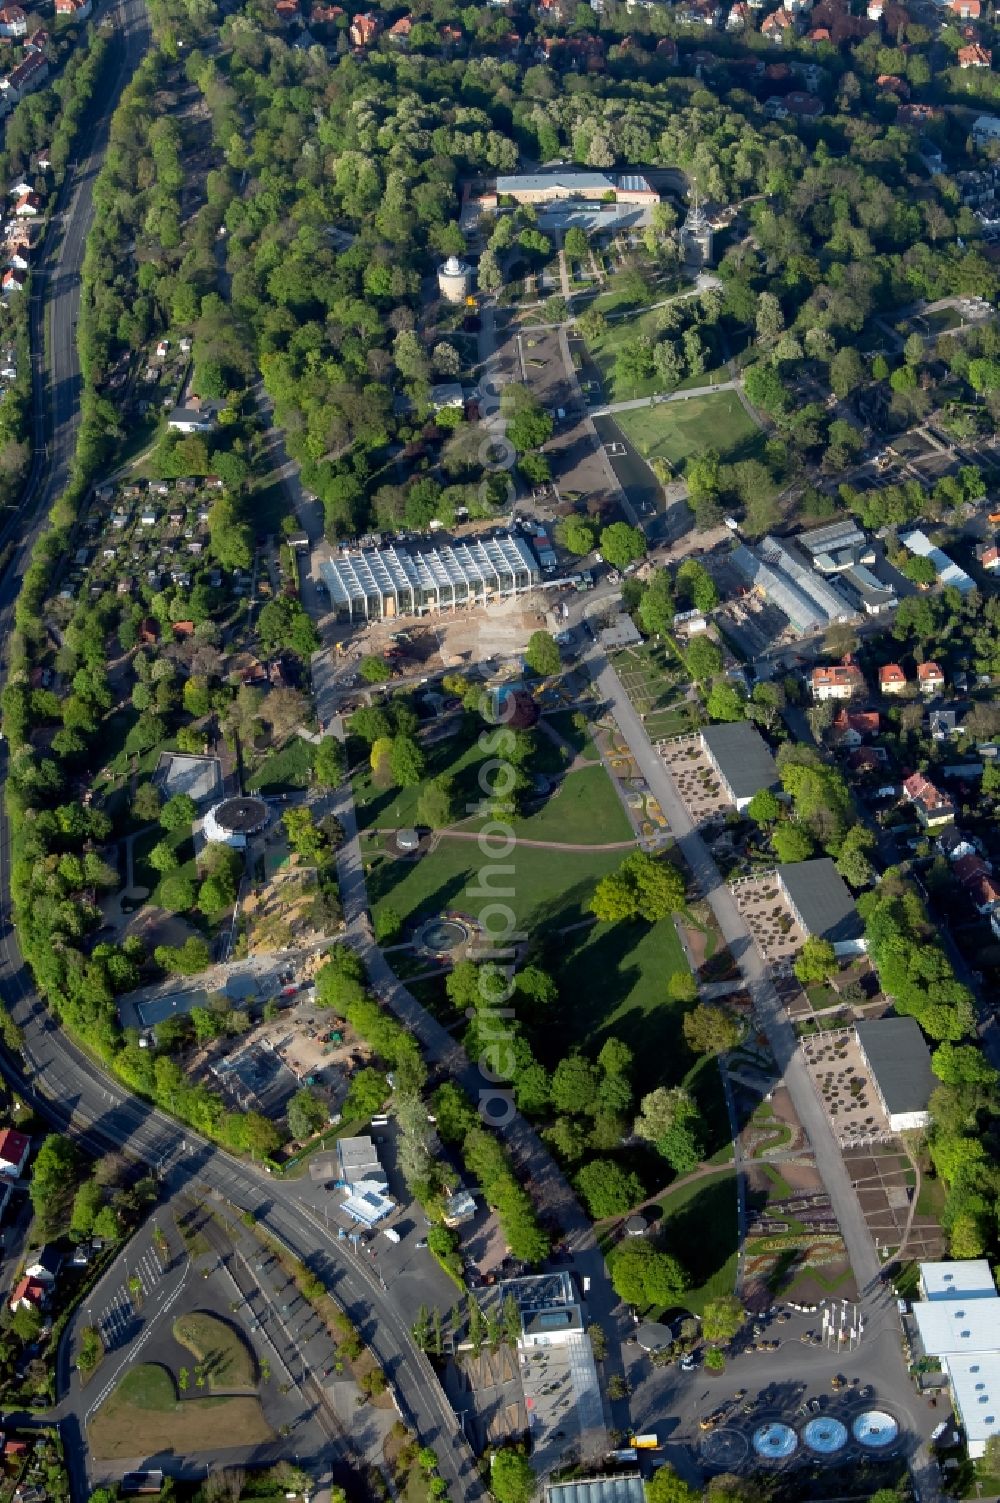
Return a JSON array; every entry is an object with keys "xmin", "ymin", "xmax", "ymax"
[
  {"xmin": 930, "ymin": 709, "xmax": 958, "ymax": 740},
  {"xmin": 0, "ymin": 1129, "xmax": 29, "ymax": 1177},
  {"xmin": 4, "ymin": 54, "xmax": 50, "ymax": 102},
  {"xmin": 832, "ymin": 708, "xmax": 881, "ymax": 747},
  {"xmin": 849, "ymin": 746, "xmax": 887, "ymax": 773},
  {"xmin": 762, "ymin": 8, "xmax": 795, "ymax": 37},
  {"xmin": 25, "ymin": 1246, "xmax": 62, "ymax": 1286},
  {"xmin": 900, "ymin": 103, "xmax": 944, "ymax": 126},
  {"xmin": 877, "ymin": 73, "xmax": 909, "ymax": 96},
  {"xmin": 727, "ymin": 3, "xmax": 752, "ymax": 26},
  {"xmin": 387, "ymin": 14, "xmax": 411, "ymax": 40},
  {"xmin": 166, "ymin": 397, "xmax": 218, "ymax": 434},
  {"xmin": 9, "ymin": 1277, "xmax": 45, "ymax": 1314},
  {"xmin": 807, "ymin": 23, "xmax": 831, "ymax": 37},
  {"xmin": 0, "ymin": 5, "xmax": 26, "ymax": 35},
  {"xmin": 784, "ymin": 89, "xmax": 823, "ymax": 116},
  {"xmin": 917, "ymin": 661, "xmax": 945, "ymax": 695},
  {"xmin": 25, "ymin": 29, "xmax": 48, "ymax": 51},
  {"xmin": 349, "ymin": 10, "xmax": 381, "ymax": 45},
  {"xmin": 866, "ymin": 0, "xmax": 883, "ymax": 16},
  {"xmin": 959, "ymin": 42, "xmax": 991, "ymax": 65},
  {"xmin": 954, "ymin": 853, "xmax": 990, "ymax": 888},
  {"xmin": 810, "ymin": 660, "xmax": 866, "ymax": 701},
  {"xmin": 879, "ymin": 663, "xmax": 907, "ymax": 694},
  {"xmin": 951, "ymin": 0, "xmax": 981, "ymax": 18},
  {"xmin": 975, "ymin": 541, "xmax": 1000, "ymax": 570},
  {"xmin": 969, "ymin": 875, "xmax": 1000, "ymax": 914},
  {"xmin": 55, "ymin": 0, "xmax": 92, "ymax": 16},
  {"xmin": 938, "ymin": 827, "xmax": 977, "ymax": 861},
  {"xmin": 14, "ymin": 192, "xmax": 41, "ymax": 218},
  {"xmin": 274, "ymin": 0, "xmax": 299, "ymax": 18},
  {"xmin": 903, "ymin": 771, "xmax": 955, "ymax": 828},
  {"xmin": 2, "ymin": 268, "xmax": 25, "ymax": 293}
]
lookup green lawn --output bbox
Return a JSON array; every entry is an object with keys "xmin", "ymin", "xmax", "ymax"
[
  {"xmin": 172, "ymin": 1313, "xmax": 257, "ymax": 1389},
  {"xmin": 466, "ymin": 765, "xmax": 632, "ymax": 846},
  {"xmin": 368, "ymin": 841, "xmax": 624, "ymax": 937},
  {"xmin": 355, "ymin": 736, "xmax": 631, "ymax": 845},
  {"xmin": 587, "ymin": 310, "xmax": 727, "ymax": 404},
  {"xmin": 247, "ymin": 738, "xmax": 316, "ymax": 793},
  {"xmin": 88, "ymin": 1363, "xmax": 273, "ymax": 1460},
  {"xmin": 542, "ymin": 908, "xmax": 692, "ymax": 1092},
  {"xmin": 544, "ymin": 710, "xmax": 601, "ymax": 763},
  {"xmin": 654, "ymin": 1170, "xmax": 739, "ymax": 1314},
  {"xmin": 616, "ymin": 391, "xmax": 766, "ymax": 473}
]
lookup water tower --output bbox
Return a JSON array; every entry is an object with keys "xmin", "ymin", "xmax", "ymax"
[
  {"xmin": 680, "ymin": 190, "xmax": 714, "ymax": 269},
  {"xmin": 437, "ymin": 254, "xmax": 473, "ymax": 304}
]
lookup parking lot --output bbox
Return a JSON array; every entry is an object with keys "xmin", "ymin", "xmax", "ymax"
[
  {"xmin": 731, "ymin": 875, "xmax": 808, "ymax": 964},
  {"xmin": 95, "ymin": 1243, "xmax": 168, "ymax": 1352}
]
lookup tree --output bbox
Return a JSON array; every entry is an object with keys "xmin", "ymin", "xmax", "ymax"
[
  {"xmin": 706, "ymin": 682, "xmax": 745, "ymax": 722},
  {"xmin": 638, "ymin": 571, "xmax": 675, "ymax": 637},
  {"xmin": 148, "ymin": 840, "xmax": 179, "ymax": 874},
  {"xmin": 551, "ymin": 1055, "xmax": 600, "ymax": 1115},
  {"xmin": 574, "ymin": 1159, "xmax": 644, "ymax": 1218},
  {"xmin": 159, "ymin": 871, "xmax": 196, "ymax": 912},
  {"xmin": 676, "ymin": 560, "xmax": 718, "ymax": 613},
  {"xmin": 559, "ymin": 516, "xmax": 597, "ymax": 556},
  {"xmin": 282, "ymin": 807, "xmax": 329, "ymax": 865},
  {"xmin": 133, "ymin": 783, "xmax": 162, "ymax": 822},
  {"xmin": 900, "ymin": 554, "xmax": 938, "ymax": 587},
  {"xmin": 287, "ymin": 1088, "xmax": 326, "ymax": 1141},
  {"xmin": 836, "ymin": 825, "xmax": 876, "ymax": 889},
  {"xmin": 591, "ymin": 852, "xmax": 685, "ymax": 924},
  {"xmin": 667, "ymin": 970, "xmax": 698, "ymax": 1005},
  {"xmin": 417, "ymin": 775, "xmax": 456, "ymax": 829},
  {"xmin": 609, "ymin": 1241, "xmax": 688, "ymax": 1305},
  {"xmin": 701, "ymin": 1294, "xmax": 745, "ymax": 1344},
  {"xmin": 30, "ymin": 1134, "xmax": 79, "ymax": 1233},
  {"xmin": 794, "ymin": 936, "xmax": 837, "ymax": 985},
  {"xmin": 683, "ymin": 1004, "xmax": 741, "ymax": 1055},
  {"xmin": 564, "ymin": 226, "xmax": 589, "ymax": 261},
  {"xmin": 313, "ymin": 736, "xmax": 345, "ymax": 788},
  {"xmin": 685, "ymin": 636, "xmax": 723, "ymax": 682},
  {"xmin": 600, "ymin": 522, "xmax": 646, "ymax": 572},
  {"xmin": 349, "ymin": 705, "xmax": 392, "ymax": 745},
  {"xmin": 771, "ymin": 822, "xmax": 814, "ymax": 863},
  {"xmin": 391, "ymin": 734, "xmax": 426, "ymax": 788},
  {"xmin": 161, "ymin": 793, "xmax": 198, "ymax": 832},
  {"xmin": 525, "ymin": 631, "xmax": 561, "ymax": 678},
  {"xmin": 646, "ymin": 1465, "xmax": 701, "ymax": 1503},
  {"xmin": 491, "ymin": 1450, "xmax": 535, "ymax": 1503},
  {"xmin": 747, "ymin": 788, "xmax": 781, "ymax": 826},
  {"xmin": 360, "ymin": 655, "xmax": 392, "ymax": 684}
]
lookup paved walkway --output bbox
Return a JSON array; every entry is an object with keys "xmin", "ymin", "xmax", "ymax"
[
  {"xmin": 589, "ymin": 378, "xmax": 739, "ymax": 417},
  {"xmin": 433, "ymin": 830, "xmax": 637, "ymax": 853}
]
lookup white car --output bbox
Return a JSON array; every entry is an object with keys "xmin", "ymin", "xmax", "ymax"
[{"xmin": 680, "ymin": 1355, "xmax": 698, "ymax": 1372}]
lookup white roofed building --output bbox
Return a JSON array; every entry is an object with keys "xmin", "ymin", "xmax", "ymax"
[
  {"xmin": 913, "ymin": 1260, "xmax": 1000, "ymax": 1456},
  {"xmin": 321, "ymin": 534, "xmax": 540, "ymax": 621}
]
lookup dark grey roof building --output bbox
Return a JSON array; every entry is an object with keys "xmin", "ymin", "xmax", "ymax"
[
  {"xmin": 701, "ymin": 722, "xmax": 779, "ymax": 810},
  {"xmin": 855, "ymin": 1018, "xmax": 934, "ymax": 1131},
  {"xmin": 777, "ymin": 858, "xmax": 866, "ymax": 955}
]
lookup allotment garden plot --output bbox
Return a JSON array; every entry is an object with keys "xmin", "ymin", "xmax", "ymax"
[{"xmin": 613, "ymin": 643, "xmax": 696, "ymax": 741}]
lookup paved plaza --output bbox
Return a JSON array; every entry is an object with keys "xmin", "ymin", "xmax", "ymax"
[
  {"xmin": 659, "ymin": 736, "xmax": 731, "ymax": 823},
  {"xmin": 731, "ymin": 874, "xmax": 807, "ymax": 963}
]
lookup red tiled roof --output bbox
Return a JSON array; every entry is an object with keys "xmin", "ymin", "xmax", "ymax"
[{"xmin": 0, "ymin": 1129, "xmax": 29, "ymax": 1168}]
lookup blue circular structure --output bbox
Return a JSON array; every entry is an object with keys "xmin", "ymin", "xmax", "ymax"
[
  {"xmin": 853, "ymin": 1411, "xmax": 898, "ymax": 1449},
  {"xmin": 752, "ymin": 1423, "xmax": 797, "ymax": 1460},
  {"xmin": 803, "ymin": 1417, "xmax": 848, "ymax": 1455}
]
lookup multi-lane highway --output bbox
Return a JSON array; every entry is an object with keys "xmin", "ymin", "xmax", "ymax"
[{"xmin": 0, "ymin": 7, "xmax": 486, "ymax": 1501}]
